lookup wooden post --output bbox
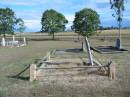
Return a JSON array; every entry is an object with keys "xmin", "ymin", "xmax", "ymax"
[
  {"xmin": 108, "ymin": 63, "xmax": 115, "ymax": 80},
  {"xmin": 30, "ymin": 64, "xmax": 37, "ymax": 82},
  {"xmin": 85, "ymin": 37, "xmax": 94, "ymax": 66},
  {"xmin": 48, "ymin": 52, "xmax": 50, "ymax": 61}
]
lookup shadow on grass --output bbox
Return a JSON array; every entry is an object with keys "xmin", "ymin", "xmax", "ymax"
[
  {"xmin": 28, "ymin": 38, "xmax": 81, "ymax": 42},
  {"xmin": 87, "ymin": 69, "xmax": 108, "ymax": 76},
  {"xmin": 7, "ymin": 75, "xmax": 29, "ymax": 81},
  {"xmin": 28, "ymin": 38, "xmax": 60, "ymax": 41},
  {"xmin": 65, "ymin": 48, "xmax": 83, "ymax": 53},
  {"xmin": 56, "ymin": 48, "xmax": 83, "ymax": 53},
  {"xmin": 91, "ymin": 46, "xmax": 128, "ymax": 54}
]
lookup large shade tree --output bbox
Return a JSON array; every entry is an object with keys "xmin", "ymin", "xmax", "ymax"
[
  {"xmin": 110, "ymin": 0, "xmax": 125, "ymax": 49},
  {"xmin": 73, "ymin": 8, "xmax": 100, "ymax": 66},
  {"xmin": 73, "ymin": 8, "xmax": 100, "ymax": 38},
  {"xmin": 0, "ymin": 8, "xmax": 25, "ymax": 37},
  {"xmin": 41, "ymin": 9, "xmax": 68, "ymax": 40}
]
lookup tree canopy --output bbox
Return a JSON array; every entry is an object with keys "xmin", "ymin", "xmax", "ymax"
[
  {"xmin": 15, "ymin": 18, "xmax": 25, "ymax": 33},
  {"xmin": 41, "ymin": 9, "xmax": 68, "ymax": 39},
  {"xmin": 0, "ymin": 8, "xmax": 25, "ymax": 36},
  {"xmin": 73, "ymin": 8, "xmax": 100, "ymax": 37},
  {"xmin": 110, "ymin": 0, "xmax": 125, "ymax": 22}
]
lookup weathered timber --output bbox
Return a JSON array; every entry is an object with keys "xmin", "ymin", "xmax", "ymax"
[
  {"xmin": 85, "ymin": 37, "xmax": 94, "ymax": 66},
  {"xmin": 38, "ymin": 62, "xmax": 112, "ymax": 70},
  {"xmin": 30, "ymin": 64, "xmax": 37, "ymax": 82},
  {"xmin": 108, "ymin": 62, "xmax": 115, "ymax": 80},
  {"xmin": 15, "ymin": 64, "xmax": 30, "ymax": 77}
]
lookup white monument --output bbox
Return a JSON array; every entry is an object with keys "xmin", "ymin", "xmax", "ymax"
[
  {"xmin": 13, "ymin": 35, "xmax": 15, "ymax": 42},
  {"xmin": 23, "ymin": 37, "xmax": 27, "ymax": 46},
  {"xmin": 1, "ymin": 37, "xmax": 6, "ymax": 47}
]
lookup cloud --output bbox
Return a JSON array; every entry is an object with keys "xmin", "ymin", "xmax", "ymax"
[
  {"xmin": 15, "ymin": 10, "xmax": 42, "ymax": 20},
  {"xmin": 65, "ymin": 14, "xmax": 75, "ymax": 22},
  {"xmin": 93, "ymin": 0, "xmax": 109, "ymax": 3},
  {"xmin": 0, "ymin": 0, "xmax": 51, "ymax": 6},
  {"xmin": 24, "ymin": 20, "xmax": 41, "ymax": 32},
  {"xmin": 1, "ymin": 0, "xmax": 130, "ymax": 32},
  {"xmin": 124, "ymin": 16, "xmax": 130, "ymax": 20},
  {"xmin": 1, "ymin": 0, "xmax": 35, "ymax": 6}
]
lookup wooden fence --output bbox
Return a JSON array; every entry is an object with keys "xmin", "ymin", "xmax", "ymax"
[{"xmin": 30, "ymin": 55, "xmax": 115, "ymax": 82}]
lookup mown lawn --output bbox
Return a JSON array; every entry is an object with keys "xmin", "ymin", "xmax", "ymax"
[{"xmin": 0, "ymin": 30, "xmax": 130, "ymax": 97}]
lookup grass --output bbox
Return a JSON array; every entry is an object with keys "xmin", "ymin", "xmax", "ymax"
[{"xmin": 0, "ymin": 29, "xmax": 130, "ymax": 97}]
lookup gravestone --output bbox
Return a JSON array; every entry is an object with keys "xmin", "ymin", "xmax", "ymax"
[
  {"xmin": 116, "ymin": 38, "xmax": 122, "ymax": 50},
  {"xmin": 1, "ymin": 37, "xmax": 6, "ymax": 47},
  {"xmin": 82, "ymin": 41, "xmax": 87, "ymax": 52},
  {"xmin": 23, "ymin": 37, "xmax": 27, "ymax": 46},
  {"xmin": 13, "ymin": 35, "xmax": 15, "ymax": 42}
]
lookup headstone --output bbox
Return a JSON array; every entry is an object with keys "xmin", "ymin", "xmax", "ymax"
[
  {"xmin": 23, "ymin": 37, "xmax": 27, "ymax": 46},
  {"xmin": 116, "ymin": 38, "xmax": 122, "ymax": 50},
  {"xmin": 82, "ymin": 41, "xmax": 87, "ymax": 52},
  {"xmin": 13, "ymin": 35, "xmax": 15, "ymax": 42},
  {"xmin": 1, "ymin": 37, "xmax": 6, "ymax": 47}
]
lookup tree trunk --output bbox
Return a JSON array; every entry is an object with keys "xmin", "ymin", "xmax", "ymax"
[
  {"xmin": 85, "ymin": 37, "xmax": 94, "ymax": 66},
  {"xmin": 116, "ymin": 21, "xmax": 122, "ymax": 50},
  {"xmin": 3, "ymin": 32, "xmax": 6, "ymax": 38},
  {"xmin": 78, "ymin": 34, "xmax": 79, "ymax": 40},
  {"xmin": 52, "ymin": 32, "xmax": 55, "ymax": 40},
  {"xmin": 119, "ymin": 21, "xmax": 121, "ymax": 49}
]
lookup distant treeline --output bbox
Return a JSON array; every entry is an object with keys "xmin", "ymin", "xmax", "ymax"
[
  {"xmin": 66, "ymin": 26, "xmax": 130, "ymax": 32},
  {"xmin": 99, "ymin": 26, "xmax": 130, "ymax": 30},
  {"xmin": 37, "ymin": 26, "xmax": 130, "ymax": 33}
]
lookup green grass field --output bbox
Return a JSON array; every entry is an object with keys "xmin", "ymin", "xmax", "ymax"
[{"xmin": 0, "ymin": 29, "xmax": 130, "ymax": 97}]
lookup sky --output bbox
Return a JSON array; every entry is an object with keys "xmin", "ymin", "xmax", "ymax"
[{"xmin": 0, "ymin": 0, "xmax": 130, "ymax": 32}]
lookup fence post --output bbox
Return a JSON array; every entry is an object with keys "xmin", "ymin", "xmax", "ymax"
[
  {"xmin": 30, "ymin": 64, "xmax": 37, "ymax": 82},
  {"xmin": 108, "ymin": 63, "xmax": 115, "ymax": 80},
  {"xmin": 46, "ymin": 52, "xmax": 50, "ymax": 61}
]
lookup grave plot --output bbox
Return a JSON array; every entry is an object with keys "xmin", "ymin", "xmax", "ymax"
[
  {"xmin": 0, "ymin": 35, "xmax": 27, "ymax": 47},
  {"xmin": 29, "ymin": 49, "xmax": 115, "ymax": 84},
  {"xmin": 91, "ymin": 46, "xmax": 128, "ymax": 54}
]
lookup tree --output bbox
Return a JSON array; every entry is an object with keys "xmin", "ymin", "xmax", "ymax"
[
  {"xmin": 110, "ymin": 0, "xmax": 125, "ymax": 49},
  {"xmin": 41, "ymin": 9, "xmax": 68, "ymax": 40},
  {"xmin": 15, "ymin": 18, "xmax": 26, "ymax": 33},
  {"xmin": 0, "ymin": 8, "xmax": 25, "ymax": 37},
  {"xmin": 73, "ymin": 8, "xmax": 100, "ymax": 38},
  {"xmin": 73, "ymin": 8, "xmax": 100, "ymax": 66}
]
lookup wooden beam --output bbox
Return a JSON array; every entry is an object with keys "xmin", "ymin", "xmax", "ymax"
[
  {"xmin": 15, "ymin": 64, "xmax": 30, "ymax": 77},
  {"xmin": 30, "ymin": 64, "xmax": 37, "ymax": 82},
  {"xmin": 85, "ymin": 37, "xmax": 94, "ymax": 66},
  {"xmin": 38, "ymin": 64, "xmax": 111, "ymax": 70}
]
